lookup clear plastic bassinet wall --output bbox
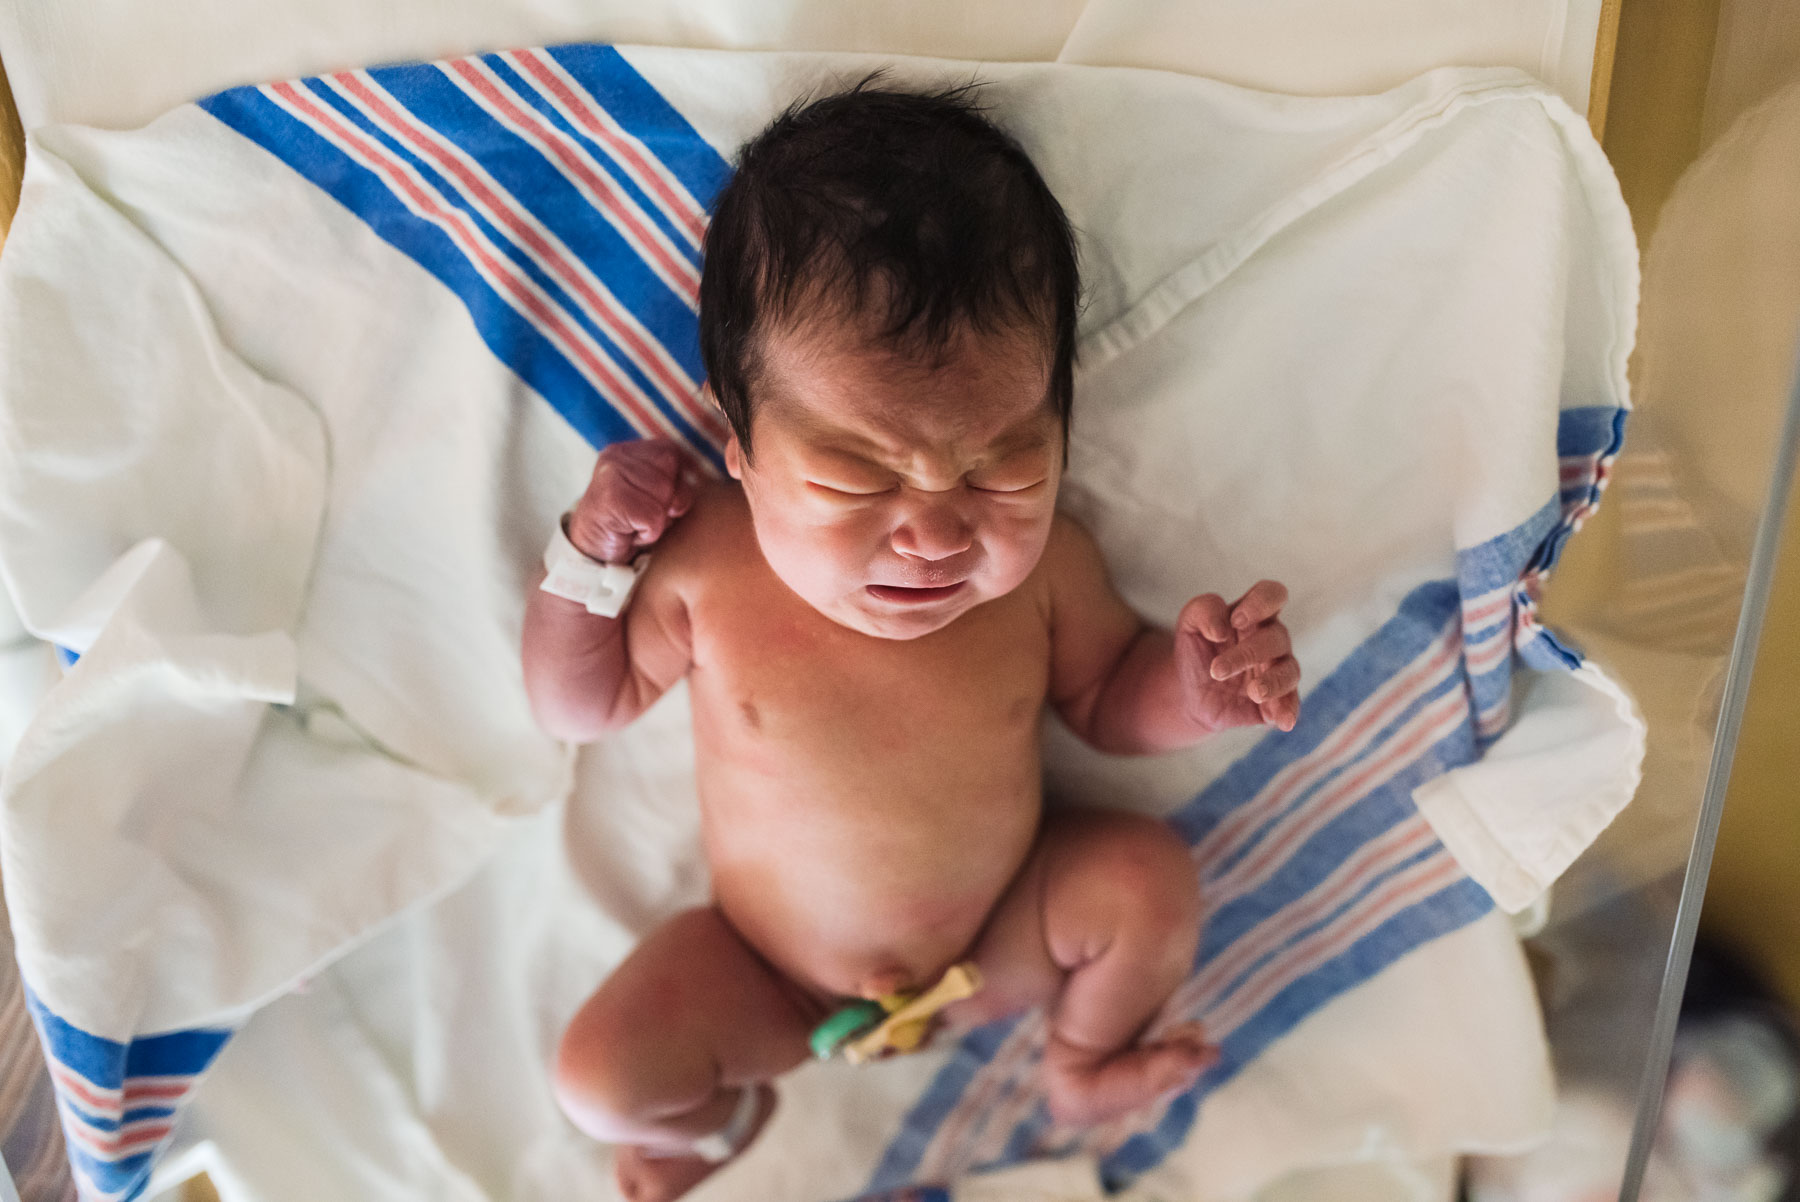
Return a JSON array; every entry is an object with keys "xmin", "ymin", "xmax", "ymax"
[{"xmin": 1473, "ymin": 2, "xmax": 1800, "ymax": 1199}]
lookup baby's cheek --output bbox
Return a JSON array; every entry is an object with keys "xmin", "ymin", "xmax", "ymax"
[{"xmin": 985, "ymin": 519, "xmax": 1055, "ymax": 593}]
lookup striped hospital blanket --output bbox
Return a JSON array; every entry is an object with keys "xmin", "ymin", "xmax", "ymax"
[{"xmin": 0, "ymin": 45, "xmax": 1640, "ymax": 1202}]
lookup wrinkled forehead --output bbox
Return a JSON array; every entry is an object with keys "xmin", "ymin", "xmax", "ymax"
[{"xmin": 753, "ymin": 317, "xmax": 1057, "ymax": 454}]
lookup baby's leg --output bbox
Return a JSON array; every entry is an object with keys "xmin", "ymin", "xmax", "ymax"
[
  {"xmin": 554, "ymin": 906, "xmax": 816, "ymax": 1202},
  {"xmin": 958, "ymin": 809, "xmax": 1211, "ymax": 1127}
]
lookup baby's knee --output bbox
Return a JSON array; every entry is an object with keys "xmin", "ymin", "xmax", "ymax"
[
  {"xmin": 553, "ymin": 981, "xmax": 711, "ymax": 1143},
  {"xmin": 554, "ymin": 1002, "xmax": 649, "ymax": 1141},
  {"xmin": 1070, "ymin": 814, "xmax": 1202, "ymax": 938}
]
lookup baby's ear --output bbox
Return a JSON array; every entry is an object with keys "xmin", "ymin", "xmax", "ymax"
[{"xmin": 724, "ymin": 436, "xmax": 744, "ymax": 480}]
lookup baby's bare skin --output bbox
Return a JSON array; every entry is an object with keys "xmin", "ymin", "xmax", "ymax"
[
  {"xmin": 684, "ymin": 483, "xmax": 1048, "ymax": 998},
  {"xmin": 524, "ymin": 322, "xmax": 1300, "ymax": 1201}
]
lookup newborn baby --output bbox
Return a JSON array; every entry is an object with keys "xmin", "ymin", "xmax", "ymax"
[{"xmin": 522, "ymin": 81, "xmax": 1301, "ymax": 1202}]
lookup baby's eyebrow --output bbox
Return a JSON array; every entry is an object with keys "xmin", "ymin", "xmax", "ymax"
[{"xmin": 983, "ymin": 418, "xmax": 1055, "ymax": 459}]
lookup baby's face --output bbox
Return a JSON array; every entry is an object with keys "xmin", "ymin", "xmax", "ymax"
[{"xmin": 725, "ymin": 321, "xmax": 1063, "ymax": 640}]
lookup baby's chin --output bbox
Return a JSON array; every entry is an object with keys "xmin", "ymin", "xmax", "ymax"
[{"xmin": 815, "ymin": 587, "xmax": 987, "ymax": 641}]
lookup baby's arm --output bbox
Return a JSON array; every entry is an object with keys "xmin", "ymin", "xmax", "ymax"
[
  {"xmin": 1045, "ymin": 518, "xmax": 1300, "ymax": 754},
  {"xmin": 521, "ymin": 439, "xmax": 698, "ymax": 741}
]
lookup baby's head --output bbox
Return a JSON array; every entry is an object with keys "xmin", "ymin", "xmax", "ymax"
[{"xmin": 700, "ymin": 79, "xmax": 1080, "ymax": 639}]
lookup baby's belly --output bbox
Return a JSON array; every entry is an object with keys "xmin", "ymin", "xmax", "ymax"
[{"xmin": 700, "ymin": 763, "xmax": 1043, "ymax": 1003}]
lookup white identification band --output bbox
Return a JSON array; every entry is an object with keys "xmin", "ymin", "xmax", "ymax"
[
  {"xmin": 539, "ymin": 517, "xmax": 647, "ymax": 619},
  {"xmin": 641, "ymin": 1085, "xmax": 761, "ymax": 1165}
]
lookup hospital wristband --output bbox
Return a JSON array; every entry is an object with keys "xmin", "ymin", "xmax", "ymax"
[{"xmin": 539, "ymin": 515, "xmax": 648, "ymax": 619}]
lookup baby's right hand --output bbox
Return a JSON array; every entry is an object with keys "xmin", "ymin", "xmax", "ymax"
[{"xmin": 566, "ymin": 438, "xmax": 699, "ymax": 564}]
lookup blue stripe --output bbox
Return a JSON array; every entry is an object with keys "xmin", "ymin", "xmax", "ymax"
[
  {"xmin": 1459, "ymin": 496, "xmax": 1560, "ymax": 589},
  {"xmin": 1170, "ymin": 578, "xmax": 1457, "ymax": 846},
  {"xmin": 542, "ymin": 45, "xmax": 733, "ymax": 211},
  {"xmin": 25, "ymin": 987, "xmax": 229, "ymax": 1200},
  {"xmin": 25, "ymin": 987, "xmax": 228, "ymax": 1086},
  {"xmin": 198, "ymin": 83, "xmax": 723, "ymax": 468},
  {"xmin": 1208, "ymin": 840, "xmax": 1446, "ymax": 1014},
  {"xmin": 1462, "ymin": 616, "xmax": 1513, "ymax": 645},
  {"xmin": 863, "ymin": 1017, "xmax": 1025, "ymax": 1192},
  {"xmin": 59, "ymin": 1102, "xmax": 180, "ymax": 1132},
  {"xmin": 1557, "ymin": 404, "xmax": 1628, "ymax": 459},
  {"xmin": 295, "ymin": 72, "xmax": 709, "ymax": 453},
  {"xmin": 1466, "ymin": 661, "xmax": 1513, "ymax": 734},
  {"xmin": 1202, "ymin": 668, "xmax": 1465, "ymax": 889},
  {"xmin": 478, "ymin": 53, "xmax": 704, "ymax": 259},
  {"xmin": 291, "ymin": 73, "xmax": 715, "ymax": 454},
  {"xmin": 358, "ymin": 61, "xmax": 707, "ymax": 366},
  {"xmin": 1519, "ymin": 627, "xmax": 1583, "ymax": 670},
  {"xmin": 66, "ymin": 1142, "xmax": 156, "ymax": 1199}
]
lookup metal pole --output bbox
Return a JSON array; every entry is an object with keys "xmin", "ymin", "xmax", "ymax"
[{"xmin": 1616, "ymin": 353, "xmax": 1800, "ymax": 1201}]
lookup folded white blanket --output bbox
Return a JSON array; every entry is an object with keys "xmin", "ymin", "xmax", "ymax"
[{"xmin": 0, "ymin": 47, "xmax": 1640, "ymax": 1201}]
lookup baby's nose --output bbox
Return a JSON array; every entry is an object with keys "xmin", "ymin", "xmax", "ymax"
[{"xmin": 892, "ymin": 501, "xmax": 974, "ymax": 562}]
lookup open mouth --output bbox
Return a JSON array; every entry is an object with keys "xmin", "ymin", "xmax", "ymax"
[{"xmin": 866, "ymin": 582, "xmax": 967, "ymax": 605}]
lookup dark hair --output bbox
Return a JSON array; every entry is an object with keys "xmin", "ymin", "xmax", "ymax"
[{"xmin": 698, "ymin": 77, "xmax": 1081, "ymax": 456}]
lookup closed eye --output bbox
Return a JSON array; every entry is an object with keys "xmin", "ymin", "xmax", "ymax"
[
  {"xmin": 807, "ymin": 480, "xmax": 897, "ymax": 499},
  {"xmin": 970, "ymin": 478, "xmax": 1047, "ymax": 495}
]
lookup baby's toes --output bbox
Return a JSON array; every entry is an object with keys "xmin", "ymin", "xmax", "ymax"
[{"xmin": 1042, "ymin": 1035, "xmax": 1215, "ymax": 1128}]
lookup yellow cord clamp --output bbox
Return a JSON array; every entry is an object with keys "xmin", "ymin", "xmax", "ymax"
[{"xmin": 809, "ymin": 962, "xmax": 984, "ymax": 1064}]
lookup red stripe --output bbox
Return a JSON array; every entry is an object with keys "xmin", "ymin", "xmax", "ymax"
[
  {"xmin": 1217, "ymin": 688, "xmax": 1465, "ymax": 896},
  {"xmin": 1464, "ymin": 627, "xmax": 1513, "ymax": 674},
  {"xmin": 512, "ymin": 50, "xmax": 707, "ymax": 241},
  {"xmin": 51, "ymin": 1064, "xmax": 193, "ymax": 1113},
  {"xmin": 331, "ymin": 75, "xmax": 695, "ymax": 404},
  {"xmin": 439, "ymin": 63, "xmax": 728, "ymax": 447},
  {"xmin": 122, "ymin": 1079, "xmax": 191, "ymax": 1101},
  {"xmin": 446, "ymin": 59, "xmax": 699, "ymax": 298},
  {"xmin": 922, "ymin": 1020, "xmax": 1039, "ymax": 1174},
  {"xmin": 49, "ymin": 1063, "xmax": 116, "ymax": 1113},
  {"xmin": 268, "ymin": 82, "xmax": 674, "ymax": 442},
  {"xmin": 1460, "ymin": 591, "xmax": 1512, "ymax": 625},
  {"xmin": 1209, "ymin": 854, "xmax": 1463, "ymax": 1033},
  {"xmin": 1559, "ymin": 458, "xmax": 1596, "ymax": 482},
  {"xmin": 1199, "ymin": 625, "xmax": 1459, "ymax": 863},
  {"xmin": 335, "ymin": 72, "xmax": 728, "ymax": 447},
  {"xmin": 1180, "ymin": 817, "xmax": 1434, "ymax": 1016},
  {"xmin": 60, "ymin": 1113, "xmax": 174, "ymax": 1160}
]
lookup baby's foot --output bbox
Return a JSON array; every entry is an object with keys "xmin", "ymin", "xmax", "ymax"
[
  {"xmin": 1041, "ymin": 1023, "xmax": 1216, "ymax": 1128},
  {"xmin": 612, "ymin": 1084, "xmax": 775, "ymax": 1202}
]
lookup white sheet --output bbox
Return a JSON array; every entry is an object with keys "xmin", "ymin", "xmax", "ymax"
[
  {"xmin": 0, "ymin": 46, "xmax": 1638, "ymax": 1202},
  {"xmin": 0, "ymin": 0, "xmax": 1602, "ymax": 132}
]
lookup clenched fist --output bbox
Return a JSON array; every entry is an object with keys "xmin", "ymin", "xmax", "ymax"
[{"xmin": 566, "ymin": 439, "xmax": 701, "ymax": 565}]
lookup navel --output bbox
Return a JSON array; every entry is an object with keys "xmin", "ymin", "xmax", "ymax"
[{"xmin": 739, "ymin": 698, "xmax": 763, "ymax": 731}]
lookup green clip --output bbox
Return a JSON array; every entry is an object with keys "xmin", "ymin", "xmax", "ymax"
[{"xmin": 808, "ymin": 1000, "xmax": 886, "ymax": 1060}]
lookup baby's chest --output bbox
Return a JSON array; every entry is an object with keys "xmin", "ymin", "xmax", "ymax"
[{"xmin": 690, "ymin": 597, "xmax": 1052, "ymax": 745}]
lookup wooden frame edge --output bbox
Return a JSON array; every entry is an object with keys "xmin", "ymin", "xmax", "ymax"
[
  {"xmin": 1588, "ymin": 0, "xmax": 1625, "ymax": 140},
  {"xmin": 0, "ymin": 54, "xmax": 24, "ymax": 243}
]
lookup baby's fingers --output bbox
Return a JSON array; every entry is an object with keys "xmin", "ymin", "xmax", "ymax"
[
  {"xmin": 1243, "ymin": 656, "xmax": 1301, "ymax": 704},
  {"xmin": 667, "ymin": 462, "xmax": 702, "ymax": 519},
  {"xmin": 1259, "ymin": 689, "xmax": 1300, "ymax": 733},
  {"xmin": 1178, "ymin": 594, "xmax": 1234, "ymax": 643},
  {"xmin": 1229, "ymin": 580, "xmax": 1289, "ymax": 632},
  {"xmin": 1209, "ymin": 624, "xmax": 1291, "ymax": 680}
]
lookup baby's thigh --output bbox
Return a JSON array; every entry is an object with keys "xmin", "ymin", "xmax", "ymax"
[
  {"xmin": 955, "ymin": 808, "xmax": 1199, "ymax": 1025},
  {"xmin": 556, "ymin": 907, "xmax": 815, "ymax": 1112}
]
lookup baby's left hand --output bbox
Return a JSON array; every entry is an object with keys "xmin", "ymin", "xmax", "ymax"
[{"xmin": 1175, "ymin": 581, "xmax": 1301, "ymax": 733}]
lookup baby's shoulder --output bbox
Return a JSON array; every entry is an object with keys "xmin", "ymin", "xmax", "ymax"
[
  {"xmin": 1037, "ymin": 511, "xmax": 1106, "ymax": 579},
  {"xmin": 641, "ymin": 478, "xmax": 752, "ymax": 586}
]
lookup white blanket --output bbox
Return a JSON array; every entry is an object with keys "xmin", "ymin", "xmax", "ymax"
[{"xmin": 0, "ymin": 48, "xmax": 1641, "ymax": 1201}]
